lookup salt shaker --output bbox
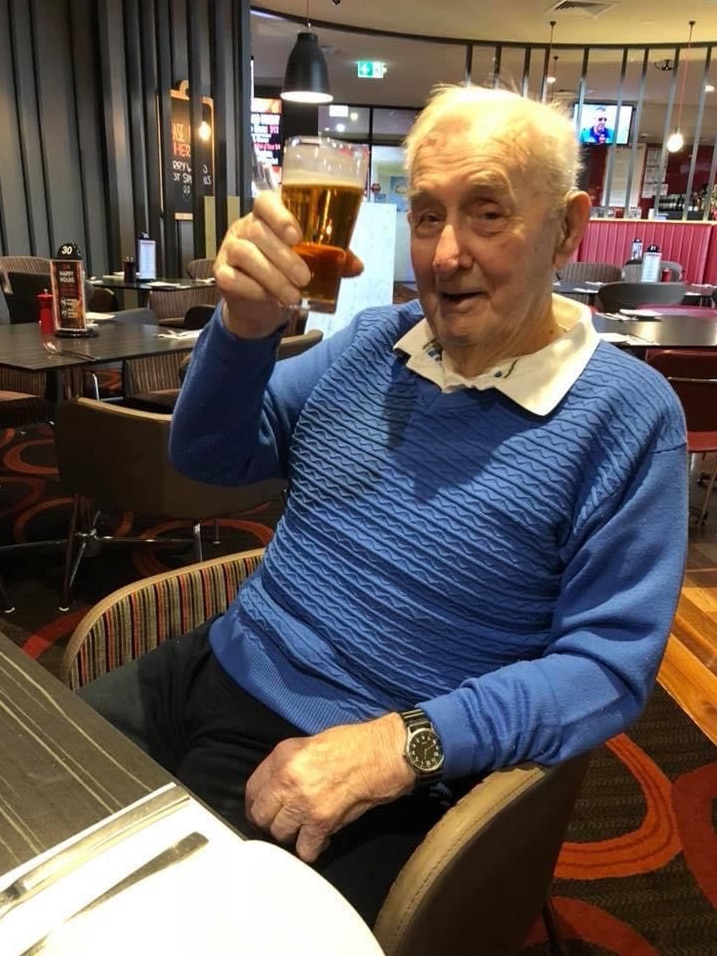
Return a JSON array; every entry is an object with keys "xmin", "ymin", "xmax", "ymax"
[{"xmin": 36, "ymin": 289, "xmax": 55, "ymax": 334}]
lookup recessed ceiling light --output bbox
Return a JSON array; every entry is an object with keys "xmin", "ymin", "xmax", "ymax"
[{"xmin": 706, "ymin": 83, "xmax": 715, "ymax": 93}]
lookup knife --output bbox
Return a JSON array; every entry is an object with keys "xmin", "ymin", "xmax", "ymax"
[
  {"xmin": 20, "ymin": 831, "xmax": 208, "ymax": 955},
  {"xmin": 0, "ymin": 783, "xmax": 188, "ymax": 923}
]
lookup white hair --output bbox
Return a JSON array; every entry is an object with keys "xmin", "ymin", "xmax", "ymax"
[{"xmin": 404, "ymin": 84, "xmax": 582, "ymax": 207}]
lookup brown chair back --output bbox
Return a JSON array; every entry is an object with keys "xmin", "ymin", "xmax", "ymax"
[
  {"xmin": 596, "ymin": 281, "xmax": 686, "ymax": 312},
  {"xmin": 0, "ymin": 256, "xmax": 52, "ymax": 295},
  {"xmin": 561, "ymin": 261, "xmax": 622, "ymax": 285},
  {"xmin": 374, "ymin": 753, "xmax": 592, "ymax": 956},
  {"xmin": 54, "ymin": 398, "xmax": 284, "ymax": 519},
  {"xmin": 186, "ymin": 258, "xmax": 215, "ymax": 279}
]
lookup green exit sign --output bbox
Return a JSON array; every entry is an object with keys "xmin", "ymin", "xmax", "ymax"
[{"xmin": 357, "ymin": 61, "xmax": 386, "ymax": 79}]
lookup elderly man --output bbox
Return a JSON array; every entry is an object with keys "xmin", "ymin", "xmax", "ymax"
[{"xmin": 80, "ymin": 85, "xmax": 687, "ymax": 923}]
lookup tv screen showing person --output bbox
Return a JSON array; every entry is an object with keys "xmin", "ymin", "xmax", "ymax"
[{"xmin": 579, "ymin": 106, "xmax": 614, "ymax": 144}]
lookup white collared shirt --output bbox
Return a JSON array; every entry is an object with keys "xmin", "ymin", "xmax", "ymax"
[{"xmin": 393, "ymin": 295, "xmax": 600, "ymax": 416}]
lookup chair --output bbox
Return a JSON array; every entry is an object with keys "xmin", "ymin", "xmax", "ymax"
[
  {"xmin": 0, "ymin": 368, "xmax": 54, "ymax": 429},
  {"xmin": 596, "ymin": 281, "xmax": 686, "ymax": 313},
  {"xmin": 122, "ymin": 328, "xmax": 324, "ymax": 414},
  {"xmin": 59, "ymin": 547, "xmax": 266, "ymax": 688},
  {"xmin": 183, "ymin": 304, "xmax": 215, "ymax": 330},
  {"xmin": 645, "ymin": 349, "xmax": 717, "ymax": 526},
  {"xmin": 58, "ymin": 543, "xmax": 591, "ymax": 956},
  {"xmin": 560, "ymin": 261, "xmax": 622, "ymax": 285},
  {"xmin": 6, "ymin": 271, "xmax": 96, "ymax": 325},
  {"xmin": 0, "ymin": 256, "xmax": 51, "ymax": 295},
  {"xmin": 374, "ymin": 753, "xmax": 592, "ymax": 956},
  {"xmin": 53, "ymin": 399, "xmax": 284, "ymax": 608},
  {"xmin": 660, "ymin": 260, "xmax": 684, "ymax": 281},
  {"xmin": 186, "ymin": 258, "xmax": 215, "ymax": 279},
  {"xmin": 148, "ymin": 286, "xmax": 219, "ymax": 329},
  {"xmin": 621, "ymin": 259, "xmax": 643, "ymax": 282}
]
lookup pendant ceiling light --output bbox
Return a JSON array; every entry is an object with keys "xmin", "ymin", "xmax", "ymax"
[
  {"xmin": 541, "ymin": 20, "xmax": 556, "ymax": 103},
  {"xmin": 667, "ymin": 20, "xmax": 696, "ymax": 153},
  {"xmin": 281, "ymin": 0, "xmax": 333, "ymax": 104}
]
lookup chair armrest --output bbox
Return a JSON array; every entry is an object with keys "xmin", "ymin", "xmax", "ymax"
[
  {"xmin": 60, "ymin": 548, "xmax": 265, "ymax": 690},
  {"xmin": 373, "ymin": 752, "xmax": 591, "ymax": 956}
]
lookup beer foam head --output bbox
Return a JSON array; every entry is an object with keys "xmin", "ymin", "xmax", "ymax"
[{"xmin": 404, "ymin": 84, "xmax": 581, "ymax": 209}]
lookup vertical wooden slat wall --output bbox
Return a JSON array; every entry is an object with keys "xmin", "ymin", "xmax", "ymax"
[{"xmin": 0, "ymin": 0, "xmax": 251, "ymax": 275}]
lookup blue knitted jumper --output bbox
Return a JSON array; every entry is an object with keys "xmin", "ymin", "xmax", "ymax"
[{"xmin": 170, "ymin": 300, "xmax": 688, "ymax": 781}]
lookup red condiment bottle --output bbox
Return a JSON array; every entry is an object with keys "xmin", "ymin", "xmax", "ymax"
[{"xmin": 36, "ymin": 288, "xmax": 55, "ymax": 333}]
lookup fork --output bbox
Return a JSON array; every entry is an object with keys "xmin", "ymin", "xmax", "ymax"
[{"xmin": 42, "ymin": 341, "xmax": 96, "ymax": 361}]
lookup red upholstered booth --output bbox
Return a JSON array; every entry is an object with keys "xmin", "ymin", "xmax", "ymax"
[{"xmin": 577, "ymin": 220, "xmax": 715, "ymax": 284}]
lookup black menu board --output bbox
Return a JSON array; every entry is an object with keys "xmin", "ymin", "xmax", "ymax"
[{"xmin": 170, "ymin": 86, "xmax": 215, "ymax": 221}]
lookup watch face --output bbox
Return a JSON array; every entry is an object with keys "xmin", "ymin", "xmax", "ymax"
[{"xmin": 408, "ymin": 729, "xmax": 444, "ymax": 772}]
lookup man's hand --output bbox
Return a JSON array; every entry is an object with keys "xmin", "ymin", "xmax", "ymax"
[
  {"xmin": 245, "ymin": 713, "xmax": 415, "ymax": 863},
  {"xmin": 214, "ymin": 191, "xmax": 363, "ymax": 341}
]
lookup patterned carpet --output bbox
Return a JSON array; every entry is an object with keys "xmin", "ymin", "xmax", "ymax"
[{"xmin": 1, "ymin": 421, "xmax": 715, "ymax": 953}]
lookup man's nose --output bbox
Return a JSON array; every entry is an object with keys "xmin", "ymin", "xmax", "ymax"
[{"xmin": 432, "ymin": 223, "xmax": 471, "ymax": 274}]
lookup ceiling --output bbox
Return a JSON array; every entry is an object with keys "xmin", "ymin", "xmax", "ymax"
[{"xmin": 251, "ymin": 1, "xmax": 717, "ymax": 142}]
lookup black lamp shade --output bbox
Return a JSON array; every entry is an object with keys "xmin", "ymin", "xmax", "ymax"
[{"xmin": 281, "ymin": 31, "xmax": 333, "ymax": 104}]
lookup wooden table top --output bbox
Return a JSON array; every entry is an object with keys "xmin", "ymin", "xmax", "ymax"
[
  {"xmin": 0, "ymin": 631, "xmax": 170, "ymax": 874},
  {"xmin": 0, "ymin": 322, "xmax": 195, "ymax": 372}
]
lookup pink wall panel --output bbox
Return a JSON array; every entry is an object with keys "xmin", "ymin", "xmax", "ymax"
[
  {"xmin": 578, "ymin": 221, "xmax": 714, "ymax": 283},
  {"xmin": 702, "ymin": 230, "xmax": 717, "ymax": 284}
]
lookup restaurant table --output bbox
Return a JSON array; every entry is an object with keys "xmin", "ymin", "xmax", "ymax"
[
  {"xmin": 88, "ymin": 274, "xmax": 215, "ymax": 307},
  {"xmin": 0, "ymin": 321, "xmax": 196, "ymax": 394},
  {"xmin": 593, "ymin": 311, "xmax": 717, "ymax": 348},
  {"xmin": 553, "ymin": 281, "xmax": 600, "ymax": 304},
  {"xmin": 681, "ymin": 282, "xmax": 714, "ymax": 306},
  {"xmin": 0, "ymin": 631, "xmax": 383, "ymax": 955}
]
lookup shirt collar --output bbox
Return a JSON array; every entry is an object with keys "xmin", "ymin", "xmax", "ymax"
[{"xmin": 393, "ymin": 294, "xmax": 599, "ymax": 416}]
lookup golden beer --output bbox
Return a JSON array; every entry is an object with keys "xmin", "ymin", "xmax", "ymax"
[{"xmin": 282, "ymin": 180, "xmax": 363, "ymax": 312}]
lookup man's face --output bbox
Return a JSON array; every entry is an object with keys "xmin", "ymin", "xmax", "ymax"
[
  {"xmin": 594, "ymin": 113, "xmax": 608, "ymax": 132},
  {"xmin": 408, "ymin": 119, "xmax": 563, "ymax": 373}
]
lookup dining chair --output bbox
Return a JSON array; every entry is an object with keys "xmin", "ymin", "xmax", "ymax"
[
  {"xmin": 374, "ymin": 752, "xmax": 592, "ymax": 956},
  {"xmin": 52, "ymin": 399, "xmax": 285, "ymax": 608},
  {"xmin": 645, "ymin": 348, "xmax": 717, "ymax": 527},
  {"xmin": 186, "ymin": 258, "xmax": 215, "ymax": 279},
  {"xmin": 148, "ymin": 285, "xmax": 219, "ymax": 328},
  {"xmin": 0, "ymin": 370, "xmax": 54, "ymax": 429},
  {"xmin": 6, "ymin": 271, "xmax": 96, "ymax": 325},
  {"xmin": 596, "ymin": 281, "xmax": 686, "ymax": 313},
  {"xmin": 660, "ymin": 260, "xmax": 684, "ymax": 281},
  {"xmin": 59, "ymin": 543, "xmax": 591, "ymax": 956},
  {"xmin": 0, "ymin": 256, "xmax": 51, "ymax": 295},
  {"xmin": 560, "ymin": 261, "xmax": 622, "ymax": 285},
  {"xmin": 122, "ymin": 327, "xmax": 324, "ymax": 414}
]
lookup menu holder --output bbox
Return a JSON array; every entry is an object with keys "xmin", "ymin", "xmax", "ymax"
[
  {"xmin": 50, "ymin": 243, "xmax": 95, "ymax": 337},
  {"xmin": 137, "ymin": 236, "xmax": 157, "ymax": 280}
]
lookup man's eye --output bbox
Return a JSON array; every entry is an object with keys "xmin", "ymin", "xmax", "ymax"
[{"xmin": 412, "ymin": 211, "xmax": 443, "ymax": 234}]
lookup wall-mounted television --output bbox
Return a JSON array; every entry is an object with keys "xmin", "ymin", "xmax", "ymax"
[{"xmin": 572, "ymin": 103, "xmax": 634, "ymax": 146}]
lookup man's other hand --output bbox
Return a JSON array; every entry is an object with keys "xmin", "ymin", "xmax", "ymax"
[{"xmin": 245, "ymin": 713, "xmax": 414, "ymax": 863}]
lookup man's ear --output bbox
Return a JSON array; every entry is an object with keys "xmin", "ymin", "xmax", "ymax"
[{"xmin": 554, "ymin": 191, "xmax": 591, "ymax": 269}]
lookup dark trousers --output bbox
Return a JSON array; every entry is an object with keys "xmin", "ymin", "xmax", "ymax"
[{"xmin": 78, "ymin": 622, "xmax": 464, "ymax": 925}]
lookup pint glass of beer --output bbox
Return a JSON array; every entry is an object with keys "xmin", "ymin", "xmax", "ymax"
[{"xmin": 281, "ymin": 137, "xmax": 367, "ymax": 313}]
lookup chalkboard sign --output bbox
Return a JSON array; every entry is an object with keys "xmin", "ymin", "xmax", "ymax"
[{"xmin": 170, "ymin": 86, "xmax": 215, "ymax": 221}]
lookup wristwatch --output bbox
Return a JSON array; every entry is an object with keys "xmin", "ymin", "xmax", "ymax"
[{"xmin": 400, "ymin": 708, "xmax": 444, "ymax": 786}]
